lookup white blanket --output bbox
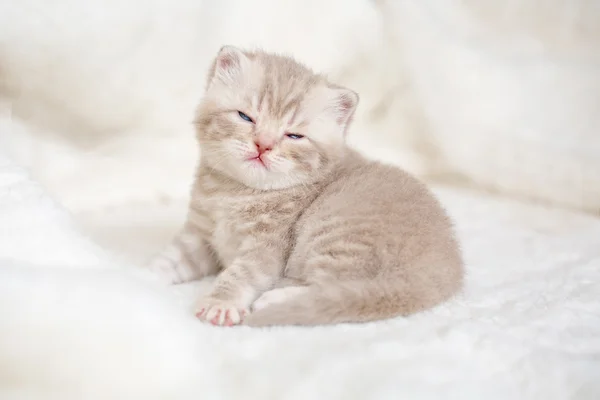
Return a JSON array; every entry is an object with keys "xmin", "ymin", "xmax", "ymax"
[
  {"xmin": 1, "ymin": 118, "xmax": 599, "ymax": 399},
  {"xmin": 1, "ymin": 1, "xmax": 600, "ymax": 398}
]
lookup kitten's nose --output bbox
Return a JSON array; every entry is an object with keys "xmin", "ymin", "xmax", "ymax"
[{"xmin": 254, "ymin": 140, "xmax": 272, "ymax": 154}]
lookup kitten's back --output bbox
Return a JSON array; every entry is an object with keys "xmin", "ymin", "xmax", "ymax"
[{"xmin": 245, "ymin": 150, "xmax": 463, "ymax": 326}]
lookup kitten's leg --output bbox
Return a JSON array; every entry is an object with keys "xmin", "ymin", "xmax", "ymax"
[
  {"xmin": 252, "ymin": 286, "xmax": 309, "ymax": 312},
  {"xmin": 195, "ymin": 247, "xmax": 284, "ymax": 326},
  {"xmin": 146, "ymin": 223, "xmax": 218, "ymax": 284}
]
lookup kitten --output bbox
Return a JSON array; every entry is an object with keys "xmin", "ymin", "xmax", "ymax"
[{"xmin": 147, "ymin": 46, "xmax": 464, "ymax": 327}]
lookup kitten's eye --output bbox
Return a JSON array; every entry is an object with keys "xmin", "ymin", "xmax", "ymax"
[
  {"xmin": 285, "ymin": 133, "xmax": 304, "ymax": 140},
  {"xmin": 238, "ymin": 111, "xmax": 254, "ymax": 123}
]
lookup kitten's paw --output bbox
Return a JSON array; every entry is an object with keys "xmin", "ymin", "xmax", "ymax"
[{"xmin": 195, "ymin": 300, "xmax": 248, "ymax": 326}]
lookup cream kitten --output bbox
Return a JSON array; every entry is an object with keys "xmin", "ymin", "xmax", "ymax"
[{"xmin": 147, "ymin": 46, "xmax": 463, "ymax": 327}]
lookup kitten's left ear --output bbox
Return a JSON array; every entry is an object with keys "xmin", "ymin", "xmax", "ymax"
[
  {"xmin": 327, "ymin": 86, "xmax": 359, "ymax": 135},
  {"xmin": 206, "ymin": 45, "xmax": 250, "ymax": 89}
]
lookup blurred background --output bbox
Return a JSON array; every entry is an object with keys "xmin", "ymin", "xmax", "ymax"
[{"xmin": 0, "ymin": 0, "xmax": 599, "ymax": 262}]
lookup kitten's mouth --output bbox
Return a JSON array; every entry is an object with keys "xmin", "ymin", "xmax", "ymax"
[{"xmin": 246, "ymin": 155, "xmax": 269, "ymax": 169}]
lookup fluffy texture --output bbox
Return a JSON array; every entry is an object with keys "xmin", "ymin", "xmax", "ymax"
[
  {"xmin": 377, "ymin": 1, "xmax": 600, "ymax": 212},
  {"xmin": 1, "ymin": 0, "xmax": 599, "ymax": 214},
  {"xmin": 0, "ymin": 0, "xmax": 599, "ymax": 397},
  {"xmin": 148, "ymin": 48, "xmax": 463, "ymax": 327},
  {"xmin": 0, "ymin": 129, "xmax": 599, "ymax": 398}
]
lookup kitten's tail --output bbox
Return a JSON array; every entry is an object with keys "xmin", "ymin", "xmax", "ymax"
[{"xmin": 244, "ymin": 278, "xmax": 459, "ymax": 327}]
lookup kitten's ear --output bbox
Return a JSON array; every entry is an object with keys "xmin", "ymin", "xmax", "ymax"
[
  {"xmin": 326, "ymin": 86, "xmax": 359, "ymax": 135},
  {"xmin": 206, "ymin": 45, "xmax": 250, "ymax": 89}
]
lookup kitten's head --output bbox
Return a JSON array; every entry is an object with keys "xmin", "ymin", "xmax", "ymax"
[{"xmin": 195, "ymin": 46, "xmax": 358, "ymax": 190}]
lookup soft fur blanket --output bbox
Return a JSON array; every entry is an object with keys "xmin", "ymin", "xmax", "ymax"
[
  {"xmin": 1, "ymin": 1, "xmax": 600, "ymax": 399},
  {"xmin": 1, "ymin": 124, "xmax": 599, "ymax": 398}
]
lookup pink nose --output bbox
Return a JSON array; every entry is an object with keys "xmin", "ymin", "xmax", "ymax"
[{"xmin": 255, "ymin": 140, "xmax": 272, "ymax": 154}]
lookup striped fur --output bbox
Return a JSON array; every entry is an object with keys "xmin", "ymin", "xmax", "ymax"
[{"xmin": 146, "ymin": 47, "xmax": 463, "ymax": 327}]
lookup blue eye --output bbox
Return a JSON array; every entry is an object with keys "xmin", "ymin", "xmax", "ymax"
[
  {"xmin": 238, "ymin": 111, "xmax": 254, "ymax": 123},
  {"xmin": 285, "ymin": 133, "xmax": 304, "ymax": 140}
]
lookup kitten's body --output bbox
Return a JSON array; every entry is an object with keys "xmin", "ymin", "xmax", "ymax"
[{"xmin": 148, "ymin": 47, "xmax": 463, "ymax": 326}]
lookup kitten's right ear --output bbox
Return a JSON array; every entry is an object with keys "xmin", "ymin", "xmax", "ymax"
[
  {"xmin": 324, "ymin": 86, "xmax": 359, "ymax": 136},
  {"xmin": 206, "ymin": 45, "xmax": 249, "ymax": 90}
]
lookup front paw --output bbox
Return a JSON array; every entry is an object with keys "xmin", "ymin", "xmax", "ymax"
[{"xmin": 195, "ymin": 298, "xmax": 248, "ymax": 326}]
